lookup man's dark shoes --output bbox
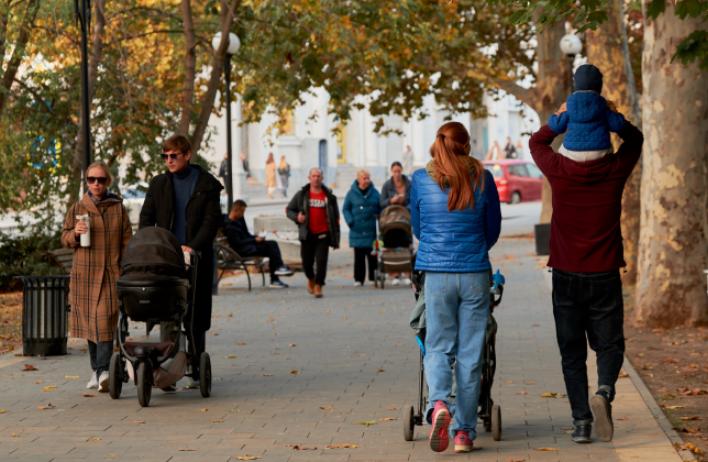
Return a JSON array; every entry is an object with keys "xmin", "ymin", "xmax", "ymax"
[
  {"xmin": 274, "ymin": 266, "xmax": 294, "ymax": 277},
  {"xmin": 571, "ymin": 422, "xmax": 592, "ymax": 444},
  {"xmin": 270, "ymin": 279, "xmax": 289, "ymax": 289},
  {"xmin": 591, "ymin": 388, "xmax": 614, "ymax": 442}
]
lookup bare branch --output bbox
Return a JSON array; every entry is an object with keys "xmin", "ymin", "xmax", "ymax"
[
  {"xmin": 178, "ymin": 0, "xmax": 196, "ymax": 135},
  {"xmin": 0, "ymin": 0, "xmax": 40, "ymax": 115}
]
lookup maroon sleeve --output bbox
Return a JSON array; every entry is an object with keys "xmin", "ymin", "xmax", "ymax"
[
  {"xmin": 529, "ymin": 125, "xmax": 562, "ymax": 177},
  {"xmin": 614, "ymin": 121, "xmax": 643, "ymax": 176}
]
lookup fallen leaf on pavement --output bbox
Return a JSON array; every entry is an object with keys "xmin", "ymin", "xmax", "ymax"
[
  {"xmin": 178, "ymin": 448, "xmax": 196, "ymax": 452},
  {"xmin": 618, "ymin": 370, "xmax": 629, "ymax": 378},
  {"xmin": 534, "ymin": 447, "xmax": 559, "ymax": 451},
  {"xmin": 235, "ymin": 341, "xmax": 247, "ymax": 346},
  {"xmin": 380, "ymin": 417, "xmax": 398, "ymax": 422},
  {"xmin": 358, "ymin": 420, "xmax": 378, "ymax": 426},
  {"xmin": 289, "ymin": 343, "xmax": 297, "ymax": 347},
  {"xmin": 0, "ymin": 408, "xmax": 7, "ymax": 414},
  {"xmin": 86, "ymin": 436, "xmax": 101, "ymax": 442},
  {"xmin": 386, "ymin": 405, "xmax": 398, "ymax": 411},
  {"xmin": 662, "ymin": 405, "xmax": 685, "ymax": 410},
  {"xmin": 34, "ymin": 379, "xmax": 43, "ymax": 384},
  {"xmin": 64, "ymin": 375, "xmax": 80, "ymax": 380},
  {"xmin": 82, "ymin": 393, "xmax": 95, "ymax": 398},
  {"xmin": 377, "ymin": 368, "xmax": 385, "ymax": 373},
  {"xmin": 540, "ymin": 391, "xmax": 558, "ymax": 398},
  {"xmin": 131, "ymin": 419, "xmax": 145, "ymax": 424},
  {"xmin": 290, "ymin": 444, "xmax": 317, "ymax": 450},
  {"xmin": 42, "ymin": 385, "xmax": 57, "ymax": 392},
  {"xmin": 326, "ymin": 443, "xmax": 358, "ymax": 449},
  {"xmin": 236, "ymin": 455, "xmax": 259, "ymax": 460},
  {"xmin": 523, "ymin": 380, "xmax": 536, "ymax": 385},
  {"xmin": 37, "ymin": 403, "xmax": 55, "ymax": 410},
  {"xmin": 225, "ymin": 354, "xmax": 238, "ymax": 359},
  {"xmin": 261, "ymin": 373, "xmax": 273, "ymax": 377},
  {"xmin": 680, "ymin": 416, "xmax": 701, "ymax": 421},
  {"xmin": 200, "ymin": 408, "xmax": 208, "ymax": 412},
  {"xmin": 289, "ymin": 369, "xmax": 300, "ymax": 375},
  {"xmin": 517, "ymin": 390, "xmax": 528, "ymax": 395},
  {"xmin": 616, "ymin": 416, "xmax": 629, "ymax": 421},
  {"xmin": 319, "ymin": 405, "xmax": 334, "ymax": 411},
  {"xmin": 211, "ymin": 418, "xmax": 224, "ymax": 423},
  {"xmin": 677, "ymin": 387, "xmax": 708, "ymax": 396},
  {"xmin": 508, "ymin": 458, "xmax": 526, "ymax": 462},
  {"xmin": 22, "ymin": 364, "xmax": 38, "ymax": 371}
]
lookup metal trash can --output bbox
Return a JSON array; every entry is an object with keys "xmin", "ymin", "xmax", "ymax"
[{"xmin": 18, "ymin": 275, "xmax": 70, "ymax": 356}]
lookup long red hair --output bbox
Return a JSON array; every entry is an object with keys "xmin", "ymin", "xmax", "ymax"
[{"xmin": 429, "ymin": 121, "xmax": 484, "ymax": 211}]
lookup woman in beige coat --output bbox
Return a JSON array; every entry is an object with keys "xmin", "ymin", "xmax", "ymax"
[
  {"xmin": 265, "ymin": 152, "xmax": 277, "ymax": 198},
  {"xmin": 61, "ymin": 162, "xmax": 132, "ymax": 392}
]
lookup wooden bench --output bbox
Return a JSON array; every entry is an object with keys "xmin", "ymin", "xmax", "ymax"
[{"xmin": 213, "ymin": 236, "xmax": 268, "ymax": 291}]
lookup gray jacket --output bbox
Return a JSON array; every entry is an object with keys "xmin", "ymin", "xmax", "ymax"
[{"xmin": 379, "ymin": 175, "xmax": 411, "ymax": 208}]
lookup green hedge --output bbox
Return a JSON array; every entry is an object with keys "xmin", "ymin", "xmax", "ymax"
[{"xmin": 0, "ymin": 230, "xmax": 64, "ymax": 291}]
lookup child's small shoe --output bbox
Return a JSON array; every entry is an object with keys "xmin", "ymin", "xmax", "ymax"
[
  {"xmin": 454, "ymin": 430, "xmax": 473, "ymax": 453},
  {"xmin": 429, "ymin": 401, "xmax": 451, "ymax": 452}
]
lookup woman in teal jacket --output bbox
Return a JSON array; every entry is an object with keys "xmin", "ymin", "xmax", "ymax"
[{"xmin": 342, "ymin": 170, "xmax": 381, "ymax": 286}]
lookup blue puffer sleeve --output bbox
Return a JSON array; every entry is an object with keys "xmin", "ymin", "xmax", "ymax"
[
  {"xmin": 548, "ymin": 112, "xmax": 569, "ymax": 134},
  {"xmin": 483, "ymin": 170, "xmax": 501, "ymax": 250},
  {"xmin": 409, "ymin": 172, "xmax": 421, "ymax": 240},
  {"xmin": 607, "ymin": 110, "xmax": 626, "ymax": 133}
]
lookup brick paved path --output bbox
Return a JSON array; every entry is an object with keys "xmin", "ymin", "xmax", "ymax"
[{"xmin": 0, "ymin": 237, "xmax": 681, "ymax": 461}]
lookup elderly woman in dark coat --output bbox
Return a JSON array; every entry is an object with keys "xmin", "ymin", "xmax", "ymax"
[
  {"xmin": 61, "ymin": 162, "xmax": 132, "ymax": 392},
  {"xmin": 343, "ymin": 169, "xmax": 381, "ymax": 286}
]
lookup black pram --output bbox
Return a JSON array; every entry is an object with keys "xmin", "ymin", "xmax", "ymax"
[
  {"xmin": 373, "ymin": 205, "xmax": 414, "ymax": 288},
  {"xmin": 109, "ymin": 227, "xmax": 212, "ymax": 406}
]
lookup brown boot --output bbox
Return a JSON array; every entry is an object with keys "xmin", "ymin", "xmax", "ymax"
[
  {"xmin": 313, "ymin": 284, "xmax": 323, "ymax": 298},
  {"xmin": 307, "ymin": 279, "xmax": 315, "ymax": 294}
]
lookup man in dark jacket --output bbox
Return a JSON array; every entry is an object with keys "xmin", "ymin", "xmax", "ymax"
[
  {"xmin": 529, "ymin": 105, "xmax": 643, "ymax": 444},
  {"xmin": 139, "ymin": 134, "xmax": 222, "ymax": 388},
  {"xmin": 224, "ymin": 199, "xmax": 293, "ymax": 288},
  {"xmin": 286, "ymin": 167, "xmax": 340, "ymax": 298}
]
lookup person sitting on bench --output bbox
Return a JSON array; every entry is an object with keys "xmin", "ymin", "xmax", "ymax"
[{"xmin": 224, "ymin": 200, "xmax": 293, "ymax": 288}]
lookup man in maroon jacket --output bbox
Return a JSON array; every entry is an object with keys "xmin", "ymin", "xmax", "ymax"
[{"xmin": 529, "ymin": 105, "xmax": 643, "ymax": 444}]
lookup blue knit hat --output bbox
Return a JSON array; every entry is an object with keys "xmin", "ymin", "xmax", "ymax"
[{"xmin": 574, "ymin": 64, "xmax": 603, "ymax": 92}]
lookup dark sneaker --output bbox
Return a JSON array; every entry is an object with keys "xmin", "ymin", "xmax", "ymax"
[
  {"xmin": 572, "ymin": 422, "xmax": 592, "ymax": 443},
  {"xmin": 591, "ymin": 390, "xmax": 614, "ymax": 442},
  {"xmin": 274, "ymin": 266, "xmax": 294, "ymax": 277},
  {"xmin": 270, "ymin": 279, "xmax": 289, "ymax": 289},
  {"xmin": 429, "ymin": 401, "xmax": 451, "ymax": 452}
]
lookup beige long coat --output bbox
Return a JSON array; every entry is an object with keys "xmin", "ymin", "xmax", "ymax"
[{"xmin": 61, "ymin": 194, "xmax": 132, "ymax": 343}]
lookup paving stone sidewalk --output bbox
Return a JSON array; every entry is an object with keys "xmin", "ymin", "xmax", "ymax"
[{"xmin": 0, "ymin": 237, "xmax": 682, "ymax": 462}]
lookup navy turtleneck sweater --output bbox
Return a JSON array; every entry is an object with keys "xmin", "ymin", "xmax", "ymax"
[{"xmin": 172, "ymin": 165, "xmax": 199, "ymax": 244}]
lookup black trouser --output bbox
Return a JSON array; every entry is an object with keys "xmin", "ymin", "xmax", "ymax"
[
  {"xmin": 245, "ymin": 241, "xmax": 284, "ymax": 280},
  {"xmin": 88, "ymin": 340, "xmax": 113, "ymax": 375},
  {"xmin": 301, "ymin": 233, "xmax": 330, "ymax": 285},
  {"xmin": 552, "ymin": 269, "xmax": 625, "ymax": 422},
  {"xmin": 353, "ymin": 247, "xmax": 376, "ymax": 283}
]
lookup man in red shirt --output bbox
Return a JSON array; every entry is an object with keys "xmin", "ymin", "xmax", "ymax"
[
  {"xmin": 529, "ymin": 103, "xmax": 643, "ymax": 444},
  {"xmin": 286, "ymin": 168, "xmax": 340, "ymax": 297}
]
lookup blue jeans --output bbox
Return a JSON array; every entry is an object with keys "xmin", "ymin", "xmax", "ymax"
[{"xmin": 424, "ymin": 271, "xmax": 489, "ymax": 438}]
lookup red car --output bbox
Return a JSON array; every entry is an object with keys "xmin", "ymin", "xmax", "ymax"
[{"xmin": 483, "ymin": 160, "xmax": 543, "ymax": 204}]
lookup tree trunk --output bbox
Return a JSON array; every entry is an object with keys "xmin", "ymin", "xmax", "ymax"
[
  {"xmin": 178, "ymin": 0, "xmax": 196, "ymax": 135},
  {"xmin": 635, "ymin": 2, "xmax": 708, "ymax": 327},
  {"xmin": 188, "ymin": 0, "xmax": 240, "ymax": 156},
  {"xmin": 585, "ymin": 0, "xmax": 642, "ymax": 287}
]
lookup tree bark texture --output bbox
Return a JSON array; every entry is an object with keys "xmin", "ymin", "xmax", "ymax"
[
  {"xmin": 586, "ymin": 0, "xmax": 642, "ymax": 287},
  {"xmin": 635, "ymin": 2, "xmax": 708, "ymax": 327}
]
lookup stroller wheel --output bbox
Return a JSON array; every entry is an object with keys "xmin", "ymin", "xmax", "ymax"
[
  {"xmin": 402, "ymin": 404, "xmax": 415, "ymax": 441},
  {"xmin": 108, "ymin": 352, "xmax": 123, "ymax": 399},
  {"xmin": 137, "ymin": 361, "xmax": 152, "ymax": 407},
  {"xmin": 491, "ymin": 404, "xmax": 502, "ymax": 441},
  {"xmin": 199, "ymin": 352, "xmax": 212, "ymax": 398}
]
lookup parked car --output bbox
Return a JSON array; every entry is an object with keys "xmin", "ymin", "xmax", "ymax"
[{"xmin": 483, "ymin": 160, "xmax": 543, "ymax": 204}]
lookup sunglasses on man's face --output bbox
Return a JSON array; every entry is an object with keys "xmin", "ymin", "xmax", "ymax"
[
  {"xmin": 161, "ymin": 152, "xmax": 184, "ymax": 161},
  {"xmin": 87, "ymin": 176, "xmax": 108, "ymax": 185}
]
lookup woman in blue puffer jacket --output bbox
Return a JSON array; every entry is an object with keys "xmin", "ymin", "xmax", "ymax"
[
  {"xmin": 343, "ymin": 169, "xmax": 381, "ymax": 286},
  {"xmin": 410, "ymin": 121, "xmax": 501, "ymax": 453}
]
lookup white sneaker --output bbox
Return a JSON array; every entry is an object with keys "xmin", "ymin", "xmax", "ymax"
[
  {"xmin": 402, "ymin": 277, "xmax": 412, "ymax": 286},
  {"xmin": 97, "ymin": 371, "xmax": 109, "ymax": 392},
  {"xmin": 392, "ymin": 277, "xmax": 401, "ymax": 286},
  {"xmin": 353, "ymin": 281, "xmax": 362, "ymax": 287},
  {"xmin": 186, "ymin": 378, "xmax": 200, "ymax": 389},
  {"xmin": 86, "ymin": 371, "xmax": 98, "ymax": 390}
]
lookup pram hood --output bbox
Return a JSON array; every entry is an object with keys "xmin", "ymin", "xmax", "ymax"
[
  {"xmin": 121, "ymin": 227, "xmax": 186, "ymax": 278},
  {"xmin": 379, "ymin": 205, "xmax": 411, "ymax": 235}
]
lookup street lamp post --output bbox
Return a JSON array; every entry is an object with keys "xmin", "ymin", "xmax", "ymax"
[
  {"xmin": 212, "ymin": 32, "xmax": 241, "ymax": 210},
  {"xmin": 75, "ymin": 0, "xmax": 92, "ymax": 180},
  {"xmin": 559, "ymin": 33, "xmax": 583, "ymax": 91}
]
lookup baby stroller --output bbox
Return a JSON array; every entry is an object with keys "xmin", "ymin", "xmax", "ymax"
[
  {"xmin": 109, "ymin": 227, "xmax": 212, "ymax": 407},
  {"xmin": 373, "ymin": 205, "xmax": 414, "ymax": 289},
  {"xmin": 403, "ymin": 269, "xmax": 505, "ymax": 441}
]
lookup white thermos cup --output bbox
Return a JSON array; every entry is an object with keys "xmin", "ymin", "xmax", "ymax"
[{"xmin": 76, "ymin": 214, "xmax": 90, "ymax": 247}]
